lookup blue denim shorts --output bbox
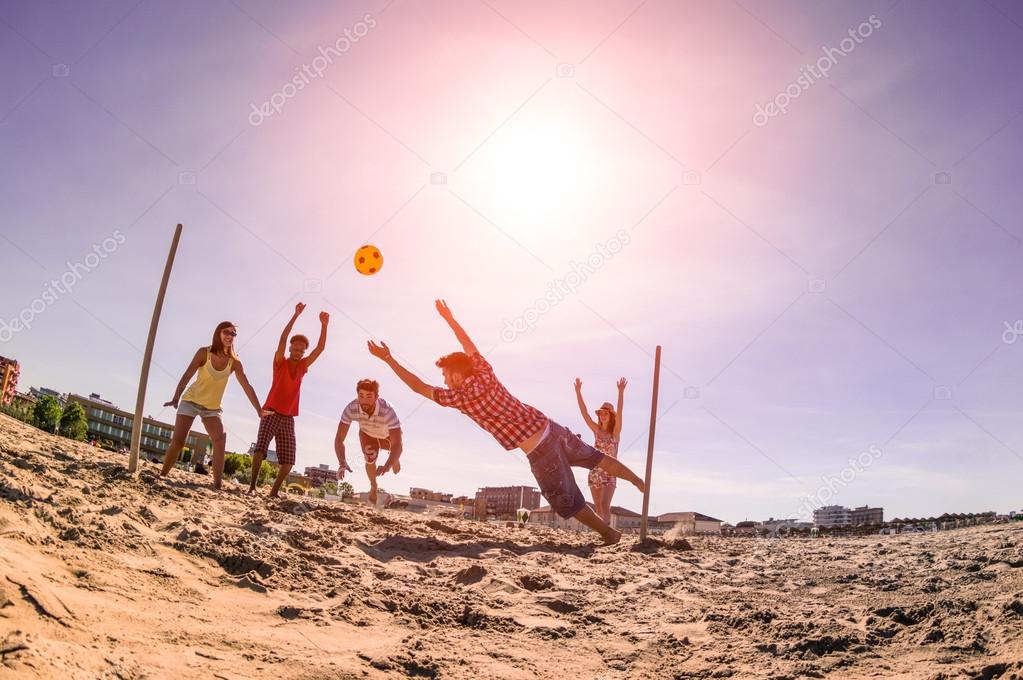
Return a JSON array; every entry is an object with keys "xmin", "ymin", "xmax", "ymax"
[{"xmin": 527, "ymin": 420, "xmax": 605, "ymax": 519}]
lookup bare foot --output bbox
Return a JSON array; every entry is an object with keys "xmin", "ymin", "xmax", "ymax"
[
  {"xmin": 368, "ymin": 487, "xmax": 378, "ymax": 505},
  {"xmin": 600, "ymin": 528, "xmax": 622, "ymax": 546}
]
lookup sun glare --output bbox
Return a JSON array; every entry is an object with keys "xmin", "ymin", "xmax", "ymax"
[{"xmin": 467, "ymin": 115, "xmax": 596, "ymax": 237}]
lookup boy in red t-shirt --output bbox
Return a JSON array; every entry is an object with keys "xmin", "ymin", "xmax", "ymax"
[{"xmin": 248, "ymin": 303, "xmax": 328, "ymax": 497}]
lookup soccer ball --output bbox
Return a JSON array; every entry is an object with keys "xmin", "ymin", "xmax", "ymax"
[{"xmin": 354, "ymin": 245, "xmax": 383, "ymax": 275}]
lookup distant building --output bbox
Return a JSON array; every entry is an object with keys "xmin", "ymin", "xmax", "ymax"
[
  {"xmin": 410, "ymin": 487, "xmax": 453, "ymax": 502},
  {"xmin": 530, "ymin": 504, "xmax": 643, "ymax": 532},
  {"xmin": 303, "ymin": 464, "xmax": 338, "ymax": 487},
  {"xmin": 655, "ymin": 512, "xmax": 723, "ymax": 535},
  {"xmin": 735, "ymin": 520, "xmax": 758, "ymax": 535},
  {"xmin": 759, "ymin": 517, "xmax": 813, "ymax": 535},
  {"xmin": 247, "ymin": 442, "xmax": 278, "ymax": 464},
  {"xmin": 475, "ymin": 485, "xmax": 541, "ymax": 519},
  {"xmin": 813, "ymin": 505, "xmax": 852, "ymax": 527},
  {"xmin": 851, "ymin": 505, "xmax": 884, "ymax": 526},
  {"xmin": 29, "ymin": 386, "xmax": 65, "ymax": 405},
  {"xmin": 66, "ymin": 393, "xmax": 210, "ymax": 462},
  {"xmin": 0, "ymin": 356, "xmax": 20, "ymax": 406}
]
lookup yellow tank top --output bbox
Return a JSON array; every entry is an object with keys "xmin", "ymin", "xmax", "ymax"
[{"xmin": 181, "ymin": 348, "xmax": 234, "ymax": 409}]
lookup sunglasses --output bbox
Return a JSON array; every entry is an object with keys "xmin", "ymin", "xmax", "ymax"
[{"xmin": 222, "ymin": 330, "xmax": 237, "ymax": 337}]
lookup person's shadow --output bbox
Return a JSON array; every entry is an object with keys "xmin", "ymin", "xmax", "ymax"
[{"xmin": 354, "ymin": 535, "xmax": 596, "ymax": 563}]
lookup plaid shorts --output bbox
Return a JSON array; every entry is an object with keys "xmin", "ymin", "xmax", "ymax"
[{"xmin": 254, "ymin": 412, "xmax": 296, "ymax": 467}]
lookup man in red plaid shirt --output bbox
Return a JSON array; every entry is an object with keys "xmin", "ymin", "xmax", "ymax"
[{"xmin": 367, "ymin": 300, "xmax": 645, "ymax": 545}]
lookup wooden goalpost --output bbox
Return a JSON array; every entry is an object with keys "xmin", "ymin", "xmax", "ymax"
[
  {"xmin": 639, "ymin": 345, "xmax": 662, "ymax": 541},
  {"xmin": 128, "ymin": 224, "xmax": 183, "ymax": 474}
]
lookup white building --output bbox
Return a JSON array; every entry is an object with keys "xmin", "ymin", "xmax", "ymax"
[
  {"xmin": 530, "ymin": 504, "xmax": 643, "ymax": 532},
  {"xmin": 813, "ymin": 505, "xmax": 852, "ymax": 527}
]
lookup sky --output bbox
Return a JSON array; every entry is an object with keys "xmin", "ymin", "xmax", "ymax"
[{"xmin": 2, "ymin": 0, "xmax": 1022, "ymax": 524}]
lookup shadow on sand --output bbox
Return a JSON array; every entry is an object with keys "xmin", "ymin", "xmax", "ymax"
[{"xmin": 354, "ymin": 535, "xmax": 597, "ymax": 563}]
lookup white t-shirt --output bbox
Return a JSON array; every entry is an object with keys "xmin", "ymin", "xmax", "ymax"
[{"xmin": 340, "ymin": 397, "xmax": 401, "ymax": 439}]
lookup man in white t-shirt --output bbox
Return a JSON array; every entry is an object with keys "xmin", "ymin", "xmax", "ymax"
[{"xmin": 334, "ymin": 379, "xmax": 403, "ymax": 505}]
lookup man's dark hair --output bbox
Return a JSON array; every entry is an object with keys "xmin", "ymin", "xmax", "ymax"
[
  {"xmin": 356, "ymin": 379, "xmax": 379, "ymax": 394},
  {"xmin": 435, "ymin": 352, "xmax": 475, "ymax": 376},
  {"xmin": 290, "ymin": 334, "xmax": 309, "ymax": 348}
]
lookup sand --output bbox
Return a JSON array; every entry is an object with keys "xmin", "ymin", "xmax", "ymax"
[{"xmin": 1, "ymin": 413, "xmax": 1022, "ymax": 679}]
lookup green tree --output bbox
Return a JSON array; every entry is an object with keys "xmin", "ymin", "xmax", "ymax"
[
  {"xmin": 59, "ymin": 402, "xmax": 88, "ymax": 441},
  {"xmin": 256, "ymin": 460, "xmax": 277, "ymax": 486},
  {"xmin": 32, "ymin": 396, "xmax": 62, "ymax": 433},
  {"xmin": 321, "ymin": 481, "xmax": 338, "ymax": 496},
  {"xmin": 223, "ymin": 453, "xmax": 246, "ymax": 477},
  {"xmin": 338, "ymin": 481, "xmax": 354, "ymax": 499}
]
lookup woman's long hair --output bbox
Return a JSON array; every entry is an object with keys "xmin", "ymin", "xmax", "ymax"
[{"xmin": 210, "ymin": 321, "xmax": 240, "ymax": 360}]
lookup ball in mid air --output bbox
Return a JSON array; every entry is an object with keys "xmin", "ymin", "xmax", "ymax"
[{"xmin": 354, "ymin": 245, "xmax": 383, "ymax": 275}]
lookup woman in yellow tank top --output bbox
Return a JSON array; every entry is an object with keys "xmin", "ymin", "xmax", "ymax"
[{"xmin": 159, "ymin": 321, "xmax": 266, "ymax": 489}]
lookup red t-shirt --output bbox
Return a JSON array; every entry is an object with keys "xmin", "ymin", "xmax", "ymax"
[{"xmin": 263, "ymin": 357, "xmax": 309, "ymax": 416}]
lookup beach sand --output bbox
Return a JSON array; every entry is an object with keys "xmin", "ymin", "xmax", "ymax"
[{"xmin": 1, "ymin": 413, "xmax": 1022, "ymax": 679}]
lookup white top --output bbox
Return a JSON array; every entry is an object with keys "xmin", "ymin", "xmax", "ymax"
[{"xmin": 340, "ymin": 397, "xmax": 401, "ymax": 438}]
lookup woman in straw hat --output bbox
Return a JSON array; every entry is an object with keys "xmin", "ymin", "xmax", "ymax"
[{"xmin": 574, "ymin": 377, "xmax": 626, "ymax": 523}]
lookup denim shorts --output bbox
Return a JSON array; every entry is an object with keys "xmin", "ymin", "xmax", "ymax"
[
  {"xmin": 526, "ymin": 420, "xmax": 605, "ymax": 519},
  {"xmin": 177, "ymin": 400, "xmax": 223, "ymax": 420}
]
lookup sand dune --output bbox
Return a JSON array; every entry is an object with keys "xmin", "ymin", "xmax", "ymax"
[{"xmin": 2, "ymin": 413, "xmax": 1022, "ymax": 679}]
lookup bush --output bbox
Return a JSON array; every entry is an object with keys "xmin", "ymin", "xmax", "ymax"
[{"xmin": 223, "ymin": 453, "xmax": 246, "ymax": 477}]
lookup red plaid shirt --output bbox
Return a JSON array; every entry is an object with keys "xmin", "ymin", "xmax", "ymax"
[{"xmin": 433, "ymin": 353, "xmax": 547, "ymax": 450}]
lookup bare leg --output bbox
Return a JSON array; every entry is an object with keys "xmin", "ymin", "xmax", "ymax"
[
  {"xmin": 596, "ymin": 456, "xmax": 645, "ymax": 493},
  {"xmin": 247, "ymin": 451, "xmax": 265, "ymax": 493},
  {"xmin": 269, "ymin": 464, "xmax": 292, "ymax": 497},
  {"xmin": 590, "ymin": 484, "xmax": 607, "ymax": 523},
  {"xmin": 602, "ymin": 484, "xmax": 616, "ymax": 524},
  {"xmin": 366, "ymin": 462, "xmax": 378, "ymax": 505},
  {"xmin": 160, "ymin": 414, "xmax": 196, "ymax": 477},
  {"xmin": 573, "ymin": 504, "xmax": 621, "ymax": 545},
  {"xmin": 201, "ymin": 416, "xmax": 226, "ymax": 490}
]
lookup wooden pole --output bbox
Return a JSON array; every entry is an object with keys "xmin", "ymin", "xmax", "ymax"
[
  {"xmin": 639, "ymin": 345, "xmax": 662, "ymax": 541},
  {"xmin": 128, "ymin": 224, "xmax": 183, "ymax": 474}
]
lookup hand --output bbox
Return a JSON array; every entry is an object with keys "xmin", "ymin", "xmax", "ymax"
[
  {"xmin": 164, "ymin": 399, "xmax": 178, "ymax": 409},
  {"xmin": 574, "ymin": 378, "xmax": 582, "ymax": 392},
  {"xmin": 617, "ymin": 377, "xmax": 627, "ymax": 392},
  {"xmin": 367, "ymin": 340, "xmax": 392, "ymax": 361},
  {"xmin": 259, "ymin": 408, "xmax": 272, "ymax": 417},
  {"xmin": 435, "ymin": 299, "xmax": 454, "ymax": 322},
  {"xmin": 294, "ymin": 302, "xmax": 306, "ymax": 316},
  {"xmin": 337, "ymin": 458, "xmax": 353, "ymax": 479},
  {"xmin": 319, "ymin": 311, "xmax": 329, "ymax": 325}
]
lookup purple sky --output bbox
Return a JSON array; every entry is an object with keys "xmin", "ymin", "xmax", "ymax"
[{"xmin": 2, "ymin": 0, "xmax": 1022, "ymax": 523}]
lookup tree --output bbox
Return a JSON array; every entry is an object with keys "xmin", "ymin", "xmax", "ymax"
[
  {"xmin": 59, "ymin": 402, "xmax": 88, "ymax": 441},
  {"xmin": 32, "ymin": 396, "xmax": 61, "ymax": 433},
  {"xmin": 321, "ymin": 481, "xmax": 338, "ymax": 496},
  {"xmin": 223, "ymin": 453, "xmax": 246, "ymax": 477},
  {"xmin": 338, "ymin": 481, "xmax": 354, "ymax": 499},
  {"xmin": 256, "ymin": 460, "xmax": 277, "ymax": 486}
]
